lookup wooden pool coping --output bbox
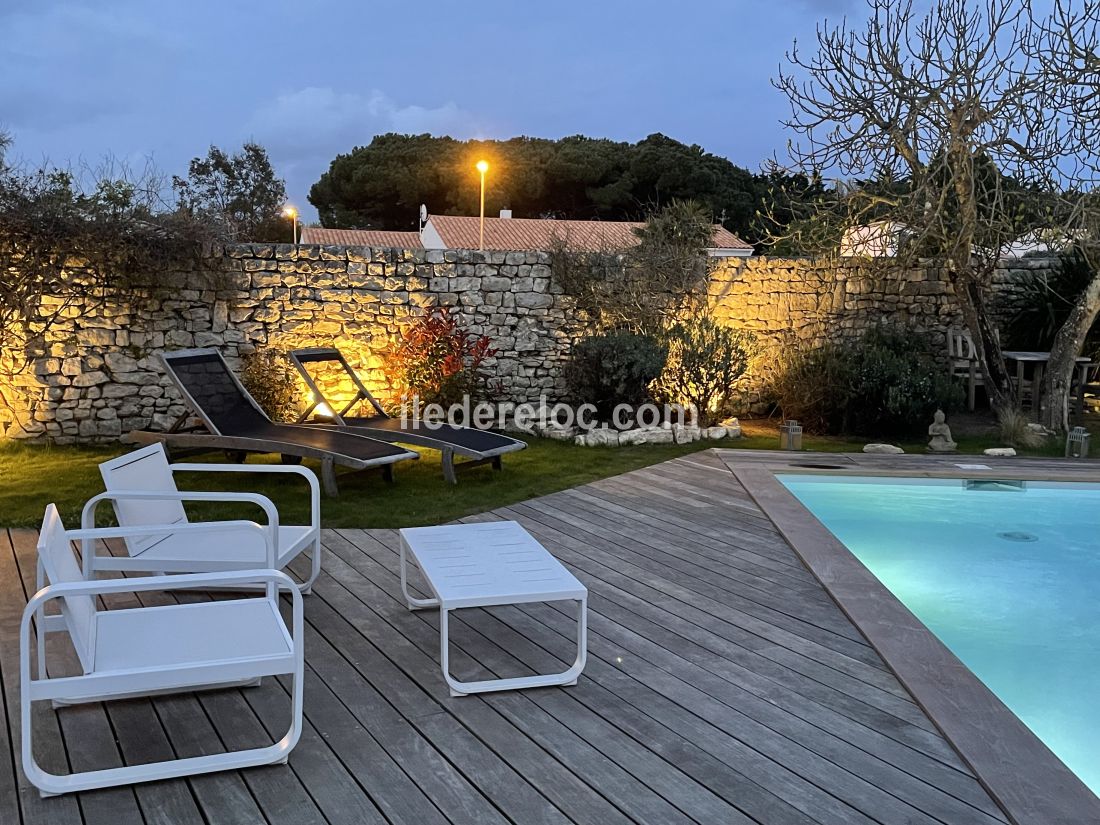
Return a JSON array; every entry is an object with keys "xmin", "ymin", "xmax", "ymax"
[{"xmin": 721, "ymin": 449, "xmax": 1100, "ymax": 825}]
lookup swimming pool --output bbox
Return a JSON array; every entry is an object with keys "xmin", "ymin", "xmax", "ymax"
[{"xmin": 778, "ymin": 474, "xmax": 1100, "ymax": 794}]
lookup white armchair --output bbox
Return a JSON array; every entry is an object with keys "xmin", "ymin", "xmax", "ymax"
[
  {"xmin": 83, "ymin": 443, "xmax": 321, "ymax": 592},
  {"xmin": 22, "ymin": 504, "xmax": 304, "ymax": 796}
]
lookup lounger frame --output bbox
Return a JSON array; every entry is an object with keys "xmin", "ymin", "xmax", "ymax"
[
  {"xmin": 289, "ymin": 347, "xmax": 525, "ymax": 484},
  {"xmin": 125, "ymin": 348, "xmax": 416, "ymax": 496}
]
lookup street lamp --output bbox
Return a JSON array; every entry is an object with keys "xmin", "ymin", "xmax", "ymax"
[
  {"xmin": 282, "ymin": 206, "xmax": 299, "ymax": 244},
  {"xmin": 476, "ymin": 160, "xmax": 489, "ymax": 251}
]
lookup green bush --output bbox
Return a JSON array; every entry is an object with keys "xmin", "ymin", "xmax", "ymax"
[
  {"xmin": 653, "ymin": 316, "xmax": 755, "ymax": 426},
  {"xmin": 563, "ymin": 331, "xmax": 667, "ymax": 422},
  {"xmin": 768, "ymin": 326, "xmax": 962, "ymax": 437},
  {"xmin": 239, "ymin": 348, "xmax": 303, "ymax": 422}
]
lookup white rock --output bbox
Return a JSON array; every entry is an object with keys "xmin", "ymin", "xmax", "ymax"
[
  {"xmin": 541, "ymin": 425, "xmax": 577, "ymax": 441},
  {"xmin": 671, "ymin": 423, "xmax": 703, "ymax": 444},
  {"xmin": 619, "ymin": 426, "xmax": 674, "ymax": 446},
  {"xmin": 863, "ymin": 443, "xmax": 905, "ymax": 454},
  {"xmin": 720, "ymin": 417, "xmax": 742, "ymax": 438},
  {"xmin": 703, "ymin": 426, "xmax": 728, "ymax": 440},
  {"xmin": 575, "ymin": 427, "xmax": 620, "ymax": 447},
  {"xmin": 983, "ymin": 447, "xmax": 1017, "ymax": 457},
  {"xmin": 647, "ymin": 428, "xmax": 675, "ymax": 445}
]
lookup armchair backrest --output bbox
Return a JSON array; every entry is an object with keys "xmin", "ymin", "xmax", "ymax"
[
  {"xmin": 37, "ymin": 505, "xmax": 96, "ymax": 672},
  {"xmin": 99, "ymin": 444, "xmax": 187, "ymax": 557}
]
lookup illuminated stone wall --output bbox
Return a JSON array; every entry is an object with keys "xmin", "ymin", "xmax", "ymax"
[
  {"xmin": 0, "ymin": 243, "xmax": 1055, "ymax": 443},
  {"xmin": 0, "ymin": 244, "xmax": 583, "ymax": 443}
]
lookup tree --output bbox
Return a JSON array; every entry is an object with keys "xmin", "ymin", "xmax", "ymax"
[
  {"xmin": 173, "ymin": 142, "xmax": 287, "ymax": 242},
  {"xmin": 551, "ymin": 199, "xmax": 714, "ymax": 333},
  {"xmin": 771, "ymin": 0, "xmax": 1100, "ymax": 424},
  {"xmin": 309, "ymin": 133, "xmax": 768, "ymax": 241},
  {"xmin": 0, "ymin": 142, "xmax": 216, "ymax": 433}
]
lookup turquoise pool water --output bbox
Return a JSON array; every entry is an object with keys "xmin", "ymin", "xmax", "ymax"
[{"xmin": 778, "ymin": 474, "xmax": 1100, "ymax": 793}]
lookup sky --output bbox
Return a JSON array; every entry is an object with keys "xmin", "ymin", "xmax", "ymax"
[{"xmin": 3, "ymin": 0, "xmax": 860, "ymax": 222}]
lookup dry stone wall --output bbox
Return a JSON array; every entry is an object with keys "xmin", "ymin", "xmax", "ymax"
[{"xmin": 0, "ymin": 244, "xmax": 1058, "ymax": 443}]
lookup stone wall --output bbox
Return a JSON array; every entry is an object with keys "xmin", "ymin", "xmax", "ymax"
[
  {"xmin": 0, "ymin": 244, "xmax": 582, "ymax": 443},
  {"xmin": 0, "ymin": 244, "xmax": 1058, "ymax": 443}
]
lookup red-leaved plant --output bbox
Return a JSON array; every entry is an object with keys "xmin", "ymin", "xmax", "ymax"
[{"xmin": 384, "ymin": 306, "xmax": 499, "ymax": 410}]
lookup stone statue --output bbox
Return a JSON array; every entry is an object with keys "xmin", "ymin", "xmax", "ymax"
[{"xmin": 927, "ymin": 409, "xmax": 957, "ymax": 453}]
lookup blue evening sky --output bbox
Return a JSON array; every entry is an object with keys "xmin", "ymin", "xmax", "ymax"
[{"xmin": 3, "ymin": 0, "xmax": 859, "ymax": 221}]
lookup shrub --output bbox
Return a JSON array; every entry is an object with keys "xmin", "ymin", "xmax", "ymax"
[
  {"xmin": 997, "ymin": 406, "xmax": 1046, "ymax": 448},
  {"xmin": 239, "ymin": 348, "xmax": 302, "ymax": 422},
  {"xmin": 563, "ymin": 330, "xmax": 667, "ymax": 423},
  {"xmin": 652, "ymin": 316, "xmax": 755, "ymax": 426},
  {"xmin": 384, "ymin": 306, "xmax": 498, "ymax": 409},
  {"xmin": 768, "ymin": 326, "xmax": 962, "ymax": 437}
]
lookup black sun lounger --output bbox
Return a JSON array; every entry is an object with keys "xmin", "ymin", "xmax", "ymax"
[
  {"xmin": 289, "ymin": 347, "xmax": 526, "ymax": 484},
  {"xmin": 124, "ymin": 348, "xmax": 418, "ymax": 496}
]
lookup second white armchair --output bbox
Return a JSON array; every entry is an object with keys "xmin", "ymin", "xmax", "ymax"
[{"xmin": 83, "ymin": 443, "xmax": 322, "ymax": 592}]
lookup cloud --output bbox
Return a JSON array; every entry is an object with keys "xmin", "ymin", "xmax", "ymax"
[
  {"xmin": 0, "ymin": 3, "xmax": 180, "ymax": 132},
  {"xmin": 249, "ymin": 86, "xmax": 484, "ymax": 159},
  {"xmin": 247, "ymin": 86, "xmax": 490, "ymax": 217}
]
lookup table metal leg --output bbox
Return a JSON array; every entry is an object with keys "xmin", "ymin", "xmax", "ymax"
[
  {"xmin": 442, "ymin": 597, "xmax": 588, "ymax": 697},
  {"xmin": 400, "ymin": 541, "xmax": 439, "ymax": 611}
]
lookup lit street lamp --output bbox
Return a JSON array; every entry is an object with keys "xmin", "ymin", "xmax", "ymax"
[
  {"xmin": 282, "ymin": 206, "xmax": 299, "ymax": 244},
  {"xmin": 476, "ymin": 160, "xmax": 489, "ymax": 251}
]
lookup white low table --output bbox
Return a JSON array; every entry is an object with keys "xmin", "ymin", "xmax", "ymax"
[{"xmin": 399, "ymin": 521, "xmax": 587, "ymax": 696}]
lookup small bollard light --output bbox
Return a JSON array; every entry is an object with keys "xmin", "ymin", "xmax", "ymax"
[
  {"xmin": 1065, "ymin": 426, "xmax": 1091, "ymax": 458},
  {"xmin": 780, "ymin": 419, "xmax": 803, "ymax": 451}
]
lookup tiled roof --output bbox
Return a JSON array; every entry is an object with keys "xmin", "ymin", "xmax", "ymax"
[
  {"xmin": 428, "ymin": 215, "xmax": 752, "ymax": 252},
  {"xmin": 299, "ymin": 227, "xmax": 424, "ymax": 248}
]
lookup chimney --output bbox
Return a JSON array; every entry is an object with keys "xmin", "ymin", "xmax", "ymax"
[{"xmin": 499, "ymin": 209, "xmax": 512, "ymax": 219}]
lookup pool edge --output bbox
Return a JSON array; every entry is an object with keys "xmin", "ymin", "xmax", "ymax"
[{"xmin": 730, "ymin": 458, "xmax": 1100, "ymax": 825}]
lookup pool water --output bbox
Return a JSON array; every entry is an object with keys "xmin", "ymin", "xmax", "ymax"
[{"xmin": 778, "ymin": 474, "xmax": 1100, "ymax": 793}]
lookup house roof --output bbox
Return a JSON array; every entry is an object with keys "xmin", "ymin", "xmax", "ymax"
[
  {"xmin": 426, "ymin": 215, "xmax": 752, "ymax": 253},
  {"xmin": 299, "ymin": 227, "xmax": 424, "ymax": 248}
]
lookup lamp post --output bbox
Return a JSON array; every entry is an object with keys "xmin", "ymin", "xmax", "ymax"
[
  {"xmin": 476, "ymin": 160, "xmax": 489, "ymax": 251},
  {"xmin": 282, "ymin": 206, "xmax": 299, "ymax": 244}
]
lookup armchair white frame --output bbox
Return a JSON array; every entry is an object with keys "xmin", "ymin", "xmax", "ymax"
[
  {"xmin": 83, "ymin": 443, "xmax": 321, "ymax": 593},
  {"xmin": 22, "ymin": 504, "xmax": 304, "ymax": 796}
]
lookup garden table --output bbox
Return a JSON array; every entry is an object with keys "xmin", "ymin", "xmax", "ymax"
[
  {"xmin": 399, "ymin": 521, "xmax": 587, "ymax": 696},
  {"xmin": 1001, "ymin": 351, "xmax": 1092, "ymax": 423}
]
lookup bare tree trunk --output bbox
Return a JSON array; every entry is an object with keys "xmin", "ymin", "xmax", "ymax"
[
  {"xmin": 1042, "ymin": 276, "xmax": 1100, "ymax": 431},
  {"xmin": 953, "ymin": 274, "xmax": 1015, "ymax": 412}
]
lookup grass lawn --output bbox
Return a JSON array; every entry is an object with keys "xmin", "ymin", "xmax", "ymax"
[{"xmin": 0, "ymin": 415, "xmax": 1090, "ymax": 529}]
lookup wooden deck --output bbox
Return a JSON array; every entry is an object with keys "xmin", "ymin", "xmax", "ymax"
[{"xmin": 0, "ymin": 451, "xmax": 1012, "ymax": 825}]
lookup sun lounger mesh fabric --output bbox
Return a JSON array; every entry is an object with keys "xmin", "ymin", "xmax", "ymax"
[{"xmin": 167, "ymin": 352, "xmax": 270, "ymax": 434}]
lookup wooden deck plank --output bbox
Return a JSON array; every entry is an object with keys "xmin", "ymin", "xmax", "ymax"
[
  {"xmin": 324, "ymin": 533, "xmax": 747, "ymax": 825},
  {"xmin": 364, "ymin": 522, "xmax": 1004, "ymax": 825},
  {"xmin": 9, "ymin": 529, "xmax": 147, "ymax": 825},
  {"xmin": 536, "ymin": 490, "xmax": 866, "ymax": 639},
  {"xmin": 498, "ymin": 501, "xmax": 895, "ymax": 681},
  {"xmin": 95, "ymin": 537, "xmax": 328, "ymax": 825},
  {"xmin": 347, "ymin": 525, "xmax": 1003, "ymax": 825},
  {"xmin": 335, "ymin": 526, "xmax": 869, "ymax": 825},
  {"xmin": 0, "ymin": 451, "xmax": 1019, "ymax": 825},
  {"xmin": 0, "ymin": 530, "xmax": 83, "ymax": 825},
  {"xmin": 303, "ymin": 540, "xmax": 679, "ymax": 825}
]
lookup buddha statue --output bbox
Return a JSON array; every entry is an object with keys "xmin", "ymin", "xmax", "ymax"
[{"xmin": 927, "ymin": 409, "xmax": 957, "ymax": 453}]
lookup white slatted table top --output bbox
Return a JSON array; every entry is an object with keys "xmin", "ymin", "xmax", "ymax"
[{"xmin": 399, "ymin": 521, "xmax": 586, "ymax": 609}]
